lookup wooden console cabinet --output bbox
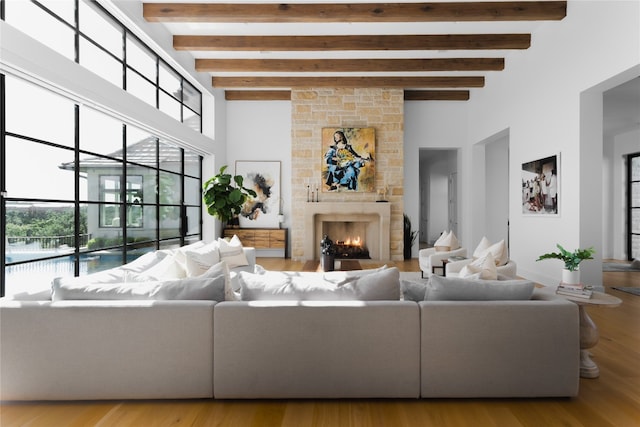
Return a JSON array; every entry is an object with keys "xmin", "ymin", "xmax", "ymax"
[{"xmin": 223, "ymin": 228, "xmax": 288, "ymax": 258}]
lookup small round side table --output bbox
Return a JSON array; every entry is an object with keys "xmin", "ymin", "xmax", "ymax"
[{"xmin": 560, "ymin": 290, "xmax": 622, "ymax": 378}]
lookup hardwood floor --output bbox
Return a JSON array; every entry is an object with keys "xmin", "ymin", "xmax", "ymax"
[{"xmin": 2, "ymin": 258, "xmax": 639, "ymax": 427}]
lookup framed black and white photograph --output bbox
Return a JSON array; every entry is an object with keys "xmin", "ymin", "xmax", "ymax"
[
  {"xmin": 522, "ymin": 154, "xmax": 559, "ymax": 216},
  {"xmin": 235, "ymin": 160, "xmax": 281, "ymax": 228}
]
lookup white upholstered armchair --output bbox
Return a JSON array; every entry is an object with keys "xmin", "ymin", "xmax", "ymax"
[
  {"xmin": 419, "ymin": 246, "xmax": 468, "ymax": 278},
  {"xmin": 445, "ymin": 237, "xmax": 517, "ymax": 279},
  {"xmin": 418, "ymin": 230, "xmax": 466, "ymax": 278}
]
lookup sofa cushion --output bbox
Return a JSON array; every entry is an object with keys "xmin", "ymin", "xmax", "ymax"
[
  {"xmin": 218, "ymin": 235, "xmax": 249, "ymax": 269},
  {"xmin": 425, "ymin": 275, "xmax": 535, "ymax": 301},
  {"xmin": 51, "ymin": 271, "xmax": 226, "ymax": 301},
  {"xmin": 239, "ymin": 267, "xmax": 400, "ymax": 301},
  {"xmin": 185, "ymin": 241, "xmax": 220, "ymax": 277}
]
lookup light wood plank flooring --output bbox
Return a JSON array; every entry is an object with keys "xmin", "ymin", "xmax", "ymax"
[{"xmin": 2, "ymin": 258, "xmax": 639, "ymax": 427}]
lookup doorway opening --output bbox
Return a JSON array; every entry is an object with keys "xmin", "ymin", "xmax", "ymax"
[{"xmin": 418, "ymin": 149, "xmax": 458, "ymax": 247}]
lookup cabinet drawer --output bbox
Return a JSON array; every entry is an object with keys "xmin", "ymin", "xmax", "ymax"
[{"xmin": 269, "ymin": 230, "xmax": 286, "ymax": 248}]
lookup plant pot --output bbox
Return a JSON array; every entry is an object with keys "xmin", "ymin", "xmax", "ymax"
[
  {"xmin": 562, "ymin": 268, "xmax": 581, "ymax": 285},
  {"xmin": 403, "ymin": 242, "xmax": 412, "ymax": 260}
]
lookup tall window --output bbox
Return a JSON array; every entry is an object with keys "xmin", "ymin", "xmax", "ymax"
[
  {"xmin": 1, "ymin": 0, "xmax": 204, "ymax": 297},
  {"xmin": 628, "ymin": 152, "xmax": 640, "ymax": 261},
  {"xmin": 2, "ymin": 0, "xmax": 202, "ymax": 132}
]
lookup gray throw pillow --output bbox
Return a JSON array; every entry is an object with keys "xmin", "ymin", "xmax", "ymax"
[
  {"xmin": 426, "ymin": 274, "xmax": 535, "ymax": 301},
  {"xmin": 239, "ymin": 267, "xmax": 400, "ymax": 301},
  {"xmin": 400, "ymin": 279, "xmax": 429, "ymax": 302}
]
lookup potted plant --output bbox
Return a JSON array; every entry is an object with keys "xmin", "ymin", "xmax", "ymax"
[
  {"xmin": 202, "ymin": 165, "xmax": 256, "ymax": 230},
  {"xmin": 403, "ymin": 213, "xmax": 418, "ymax": 260},
  {"xmin": 536, "ymin": 244, "xmax": 595, "ymax": 285}
]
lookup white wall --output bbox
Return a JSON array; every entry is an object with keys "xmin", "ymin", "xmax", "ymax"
[
  {"xmin": 225, "ymin": 100, "xmax": 292, "ymax": 252},
  {"xmin": 462, "ymin": 1, "xmax": 640, "ymax": 286},
  {"xmin": 484, "ymin": 134, "xmax": 510, "ymax": 249},
  {"xmin": 404, "ymin": 101, "xmax": 468, "ymax": 250}
]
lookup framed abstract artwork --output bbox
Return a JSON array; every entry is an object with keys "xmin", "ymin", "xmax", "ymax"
[
  {"xmin": 235, "ymin": 160, "xmax": 281, "ymax": 228},
  {"xmin": 321, "ymin": 127, "xmax": 375, "ymax": 193},
  {"xmin": 521, "ymin": 153, "xmax": 559, "ymax": 216}
]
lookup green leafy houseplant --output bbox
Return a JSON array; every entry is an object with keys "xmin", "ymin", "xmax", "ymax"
[
  {"xmin": 202, "ymin": 165, "xmax": 257, "ymax": 225},
  {"xmin": 536, "ymin": 244, "xmax": 596, "ymax": 271}
]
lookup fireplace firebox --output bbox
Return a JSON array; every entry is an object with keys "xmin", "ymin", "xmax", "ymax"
[{"xmin": 304, "ymin": 202, "xmax": 391, "ymax": 261}]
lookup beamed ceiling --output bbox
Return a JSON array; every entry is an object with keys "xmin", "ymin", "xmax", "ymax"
[{"xmin": 142, "ymin": 1, "xmax": 567, "ymax": 101}]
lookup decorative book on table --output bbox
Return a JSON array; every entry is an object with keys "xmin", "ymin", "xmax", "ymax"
[{"xmin": 556, "ymin": 283, "xmax": 593, "ymax": 299}]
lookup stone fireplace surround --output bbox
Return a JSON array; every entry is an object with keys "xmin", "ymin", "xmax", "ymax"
[
  {"xmin": 304, "ymin": 202, "xmax": 391, "ymax": 261},
  {"xmin": 290, "ymin": 88, "xmax": 404, "ymax": 260}
]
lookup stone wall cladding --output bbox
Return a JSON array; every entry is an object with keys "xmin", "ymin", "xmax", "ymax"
[{"xmin": 291, "ymin": 88, "xmax": 404, "ymax": 261}]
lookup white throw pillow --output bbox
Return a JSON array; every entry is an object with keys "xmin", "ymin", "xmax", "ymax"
[
  {"xmin": 52, "ymin": 267, "xmax": 128, "ymax": 290},
  {"xmin": 172, "ymin": 240, "xmax": 206, "ymax": 268},
  {"xmin": 459, "ymin": 253, "xmax": 498, "ymax": 280},
  {"xmin": 473, "ymin": 238, "xmax": 508, "ymax": 266},
  {"xmin": 218, "ymin": 235, "xmax": 249, "ymax": 269},
  {"xmin": 128, "ymin": 254, "xmax": 186, "ymax": 281},
  {"xmin": 433, "ymin": 230, "xmax": 450, "ymax": 251},
  {"xmin": 239, "ymin": 267, "xmax": 400, "ymax": 301},
  {"xmin": 51, "ymin": 275, "xmax": 226, "ymax": 301},
  {"xmin": 322, "ymin": 265, "xmax": 388, "ymax": 286},
  {"xmin": 185, "ymin": 241, "xmax": 220, "ymax": 277},
  {"xmin": 484, "ymin": 240, "xmax": 508, "ymax": 266},
  {"xmin": 426, "ymin": 275, "xmax": 535, "ymax": 301},
  {"xmin": 434, "ymin": 230, "xmax": 459, "ymax": 252},
  {"xmin": 119, "ymin": 251, "xmax": 168, "ymax": 273}
]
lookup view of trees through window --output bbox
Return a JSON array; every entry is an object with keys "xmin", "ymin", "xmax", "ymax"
[{"xmin": 1, "ymin": 0, "xmax": 204, "ymax": 297}]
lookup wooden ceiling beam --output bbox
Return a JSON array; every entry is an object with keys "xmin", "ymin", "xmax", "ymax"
[
  {"xmin": 225, "ymin": 91, "xmax": 292, "ymax": 101},
  {"xmin": 175, "ymin": 34, "xmax": 530, "ymax": 51},
  {"xmin": 225, "ymin": 89, "xmax": 470, "ymax": 101},
  {"xmin": 197, "ymin": 57, "xmax": 504, "ymax": 73},
  {"xmin": 144, "ymin": 2, "xmax": 566, "ymax": 23},
  {"xmin": 404, "ymin": 90, "xmax": 470, "ymax": 101},
  {"xmin": 212, "ymin": 76, "xmax": 484, "ymax": 89}
]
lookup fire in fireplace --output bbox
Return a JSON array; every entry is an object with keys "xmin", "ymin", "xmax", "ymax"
[{"xmin": 334, "ymin": 235, "xmax": 370, "ymax": 259}]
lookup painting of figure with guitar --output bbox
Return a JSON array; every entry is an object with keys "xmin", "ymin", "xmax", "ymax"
[{"xmin": 322, "ymin": 128, "xmax": 375, "ymax": 193}]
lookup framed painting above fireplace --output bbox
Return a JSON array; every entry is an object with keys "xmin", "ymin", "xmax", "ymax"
[{"xmin": 322, "ymin": 127, "xmax": 375, "ymax": 193}]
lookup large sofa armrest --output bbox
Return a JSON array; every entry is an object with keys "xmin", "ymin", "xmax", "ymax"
[
  {"xmin": 419, "ymin": 298, "xmax": 579, "ymax": 398},
  {"xmin": 0, "ymin": 300, "xmax": 216, "ymax": 401}
]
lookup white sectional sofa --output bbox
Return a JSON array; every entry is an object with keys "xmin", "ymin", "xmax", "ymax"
[{"xmin": 0, "ymin": 245, "xmax": 580, "ymax": 401}]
